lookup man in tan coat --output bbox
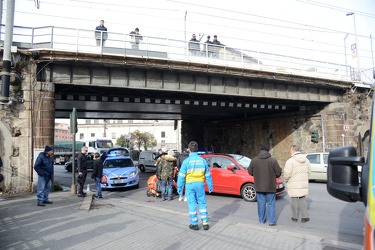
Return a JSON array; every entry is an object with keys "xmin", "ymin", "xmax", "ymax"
[{"xmin": 284, "ymin": 145, "xmax": 311, "ymax": 223}]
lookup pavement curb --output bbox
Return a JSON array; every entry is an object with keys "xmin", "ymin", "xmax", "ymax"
[{"xmin": 79, "ymin": 193, "xmax": 94, "ymax": 210}]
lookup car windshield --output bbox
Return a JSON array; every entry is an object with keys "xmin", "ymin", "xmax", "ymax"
[
  {"xmin": 107, "ymin": 148, "xmax": 129, "ymax": 156},
  {"xmin": 97, "ymin": 141, "xmax": 114, "ymax": 148},
  {"xmin": 104, "ymin": 158, "xmax": 134, "ymax": 168},
  {"xmin": 229, "ymin": 154, "xmax": 251, "ymax": 169}
]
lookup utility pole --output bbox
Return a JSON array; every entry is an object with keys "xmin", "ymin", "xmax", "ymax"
[
  {"xmin": 346, "ymin": 12, "xmax": 361, "ymax": 81},
  {"xmin": 0, "ymin": 0, "xmax": 15, "ymax": 102},
  {"xmin": 103, "ymin": 119, "xmax": 107, "ymax": 137}
]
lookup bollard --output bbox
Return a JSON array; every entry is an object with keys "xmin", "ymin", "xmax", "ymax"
[{"xmin": 86, "ymin": 184, "xmax": 91, "ymax": 193}]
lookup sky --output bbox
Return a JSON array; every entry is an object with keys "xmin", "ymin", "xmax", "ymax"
[
  {"xmin": 4, "ymin": 0, "xmax": 375, "ymax": 76},
  {"xmin": 3, "ymin": 0, "xmax": 375, "ymax": 125}
]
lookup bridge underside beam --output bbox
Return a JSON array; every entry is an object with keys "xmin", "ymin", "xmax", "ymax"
[{"xmin": 34, "ymin": 51, "xmax": 350, "ymax": 121}]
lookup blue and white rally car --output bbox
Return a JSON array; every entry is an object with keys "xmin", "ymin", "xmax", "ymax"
[{"xmin": 101, "ymin": 155, "xmax": 139, "ymax": 189}]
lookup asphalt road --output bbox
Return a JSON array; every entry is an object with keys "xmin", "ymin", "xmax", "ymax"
[
  {"xmin": 53, "ymin": 164, "xmax": 154, "ymax": 191},
  {"xmin": 53, "ymin": 163, "xmax": 365, "ymax": 247}
]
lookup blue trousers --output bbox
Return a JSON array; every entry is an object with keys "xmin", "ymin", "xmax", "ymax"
[
  {"xmin": 36, "ymin": 176, "xmax": 51, "ymax": 203},
  {"xmin": 256, "ymin": 192, "xmax": 276, "ymax": 225},
  {"xmin": 161, "ymin": 180, "xmax": 173, "ymax": 199},
  {"xmin": 94, "ymin": 177, "xmax": 102, "ymax": 198},
  {"xmin": 185, "ymin": 182, "xmax": 208, "ymax": 225}
]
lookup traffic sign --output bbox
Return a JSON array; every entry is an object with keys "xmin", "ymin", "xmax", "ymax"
[{"xmin": 343, "ymin": 124, "xmax": 350, "ymax": 132}]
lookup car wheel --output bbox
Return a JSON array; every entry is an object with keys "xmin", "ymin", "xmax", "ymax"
[
  {"xmin": 139, "ymin": 165, "xmax": 146, "ymax": 172},
  {"xmin": 67, "ymin": 165, "xmax": 72, "ymax": 172},
  {"xmin": 241, "ymin": 183, "xmax": 256, "ymax": 202}
]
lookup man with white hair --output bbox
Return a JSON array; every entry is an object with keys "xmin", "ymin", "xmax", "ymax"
[{"xmin": 284, "ymin": 145, "xmax": 311, "ymax": 223}]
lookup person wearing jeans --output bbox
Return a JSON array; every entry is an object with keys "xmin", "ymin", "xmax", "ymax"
[
  {"xmin": 255, "ymin": 192, "xmax": 276, "ymax": 224},
  {"xmin": 34, "ymin": 145, "xmax": 54, "ymax": 207},
  {"xmin": 156, "ymin": 150, "xmax": 177, "ymax": 201},
  {"xmin": 248, "ymin": 146, "xmax": 281, "ymax": 226},
  {"xmin": 91, "ymin": 152, "xmax": 103, "ymax": 198}
]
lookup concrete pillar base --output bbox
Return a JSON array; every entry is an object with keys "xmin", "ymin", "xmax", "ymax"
[{"xmin": 70, "ymin": 184, "xmax": 77, "ymax": 195}]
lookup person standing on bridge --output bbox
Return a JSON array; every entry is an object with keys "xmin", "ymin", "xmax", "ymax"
[
  {"xmin": 34, "ymin": 145, "xmax": 54, "ymax": 207},
  {"xmin": 248, "ymin": 146, "xmax": 281, "ymax": 226},
  {"xmin": 95, "ymin": 20, "xmax": 108, "ymax": 47},
  {"xmin": 188, "ymin": 34, "xmax": 202, "ymax": 56},
  {"xmin": 212, "ymin": 35, "xmax": 222, "ymax": 58},
  {"xmin": 129, "ymin": 28, "xmax": 143, "ymax": 50},
  {"xmin": 284, "ymin": 145, "xmax": 311, "ymax": 223},
  {"xmin": 77, "ymin": 146, "xmax": 88, "ymax": 197},
  {"xmin": 177, "ymin": 141, "xmax": 213, "ymax": 231},
  {"xmin": 203, "ymin": 35, "xmax": 213, "ymax": 57}
]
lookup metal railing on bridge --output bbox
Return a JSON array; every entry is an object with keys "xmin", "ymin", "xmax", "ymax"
[{"xmin": 1, "ymin": 25, "xmax": 363, "ymax": 84}]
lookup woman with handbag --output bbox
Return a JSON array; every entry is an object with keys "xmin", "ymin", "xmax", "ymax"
[{"xmin": 91, "ymin": 152, "xmax": 104, "ymax": 198}]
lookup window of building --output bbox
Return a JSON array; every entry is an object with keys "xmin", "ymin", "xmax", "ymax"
[
  {"xmin": 161, "ymin": 140, "xmax": 165, "ymax": 145},
  {"xmin": 111, "ymin": 132, "xmax": 116, "ymax": 139},
  {"xmin": 80, "ymin": 133, "xmax": 84, "ymax": 139},
  {"xmin": 85, "ymin": 119, "xmax": 91, "ymax": 124},
  {"xmin": 161, "ymin": 131, "xmax": 165, "ymax": 138},
  {"xmin": 94, "ymin": 120, "xmax": 99, "ymax": 124},
  {"xmin": 91, "ymin": 133, "xmax": 95, "ymax": 137}
]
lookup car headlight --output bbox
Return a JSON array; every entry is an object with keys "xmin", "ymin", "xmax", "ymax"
[{"xmin": 130, "ymin": 171, "xmax": 137, "ymax": 177}]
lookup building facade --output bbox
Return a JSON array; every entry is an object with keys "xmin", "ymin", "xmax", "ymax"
[{"xmin": 68, "ymin": 119, "xmax": 180, "ymax": 152}]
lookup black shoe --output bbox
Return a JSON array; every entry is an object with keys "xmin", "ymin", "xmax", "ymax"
[
  {"xmin": 301, "ymin": 217, "xmax": 310, "ymax": 223},
  {"xmin": 77, "ymin": 193, "xmax": 85, "ymax": 197},
  {"xmin": 203, "ymin": 222, "xmax": 209, "ymax": 230},
  {"xmin": 269, "ymin": 224, "xmax": 277, "ymax": 226},
  {"xmin": 291, "ymin": 217, "xmax": 298, "ymax": 222},
  {"xmin": 37, "ymin": 202, "xmax": 45, "ymax": 207},
  {"xmin": 43, "ymin": 201, "xmax": 53, "ymax": 204},
  {"xmin": 189, "ymin": 224, "xmax": 199, "ymax": 231},
  {"xmin": 167, "ymin": 197, "xmax": 173, "ymax": 201}
]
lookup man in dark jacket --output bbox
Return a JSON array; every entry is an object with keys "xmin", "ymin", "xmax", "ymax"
[
  {"xmin": 188, "ymin": 34, "xmax": 202, "ymax": 56},
  {"xmin": 176, "ymin": 148, "xmax": 190, "ymax": 201},
  {"xmin": 91, "ymin": 152, "xmax": 104, "ymax": 198},
  {"xmin": 212, "ymin": 35, "xmax": 222, "ymax": 58},
  {"xmin": 248, "ymin": 146, "xmax": 281, "ymax": 226},
  {"xmin": 95, "ymin": 20, "xmax": 108, "ymax": 47},
  {"xmin": 34, "ymin": 145, "xmax": 54, "ymax": 206},
  {"xmin": 77, "ymin": 146, "xmax": 88, "ymax": 197},
  {"xmin": 0, "ymin": 156, "xmax": 3, "ymax": 183}
]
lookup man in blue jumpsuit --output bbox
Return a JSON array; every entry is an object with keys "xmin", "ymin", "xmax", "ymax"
[{"xmin": 177, "ymin": 141, "xmax": 213, "ymax": 231}]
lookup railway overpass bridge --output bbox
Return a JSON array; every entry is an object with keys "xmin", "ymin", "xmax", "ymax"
[{"xmin": 0, "ymin": 25, "xmax": 372, "ymax": 192}]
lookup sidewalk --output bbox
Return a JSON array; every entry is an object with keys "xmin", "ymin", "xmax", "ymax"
[{"xmin": 0, "ymin": 190, "xmax": 363, "ymax": 250}]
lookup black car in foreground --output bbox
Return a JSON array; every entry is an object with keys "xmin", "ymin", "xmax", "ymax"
[{"xmin": 64, "ymin": 154, "xmax": 94, "ymax": 172}]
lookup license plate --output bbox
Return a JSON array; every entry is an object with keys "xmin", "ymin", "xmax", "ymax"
[{"xmin": 115, "ymin": 179, "xmax": 123, "ymax": 184}]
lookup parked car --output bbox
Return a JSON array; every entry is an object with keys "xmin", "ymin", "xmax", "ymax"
[
  {"xmin": 301, "ymin": 152, "xmax": 328, "ymax": 181},
  {"xmin": 106, "ymin": 147, "xmax": 130, "ymax": 157},
  {"xmin": 137, "ymin": 150, "xmax": 159, "ymax": 172},
  {"xmin": 101, "ymin": 155, "xmax": 139, "ymax": 189},
  {"xmin": 64, "ymin": 154, "xmax": 94, "ymax": 172},
  {"xmin": 200, "ymin": 153, "xmax": 285, "ymax": 202}
]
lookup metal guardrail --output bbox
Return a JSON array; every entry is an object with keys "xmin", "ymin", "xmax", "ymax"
[{"xmin": 2, "ymin": 25, "xmax": 364, "ymax": 84}]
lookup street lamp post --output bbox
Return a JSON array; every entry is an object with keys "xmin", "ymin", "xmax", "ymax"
[
  {"xmin": 344, "ymin": 33, "xmax": 348, "ymax": 75},
  {"xmin": 346, "ymin": 12, "xmax": 361, "ymax": 81}
]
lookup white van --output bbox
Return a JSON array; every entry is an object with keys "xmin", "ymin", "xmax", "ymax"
[{"xmin": 138, "ymin": 150, "xmax": 159, "ymax": 172}]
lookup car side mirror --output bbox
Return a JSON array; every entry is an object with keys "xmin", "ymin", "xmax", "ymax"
[
  {"xmin": 327, "ymin": 146, "xmax": 364, "ymax": 203},
  {"xmin": 227, "ymin": 166, "xmax": 235, "ymax": 171}
]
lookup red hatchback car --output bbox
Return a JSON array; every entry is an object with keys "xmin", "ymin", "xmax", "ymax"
[{"xmin": 201, "ymin": 153, "xmax": 285, "ymax": 202}]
